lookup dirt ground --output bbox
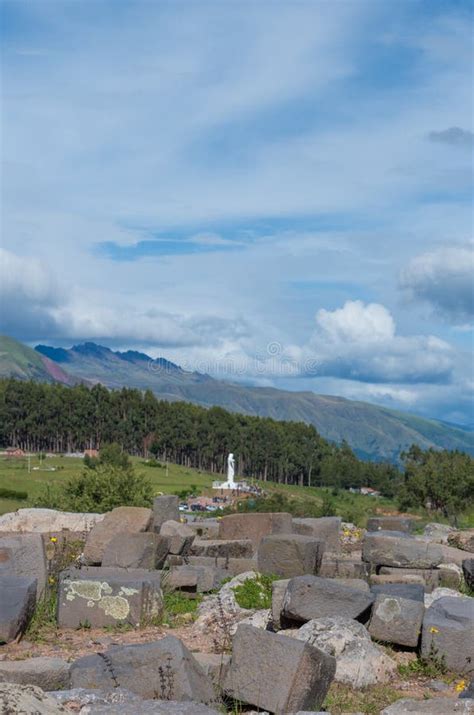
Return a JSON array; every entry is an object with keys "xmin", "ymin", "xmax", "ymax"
[{"xmin": 0, "ymin": 623, "xmax": 467, "ymax": 714}]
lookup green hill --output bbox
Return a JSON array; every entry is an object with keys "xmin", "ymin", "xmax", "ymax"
[
  {"xmin": 1, "ymin": 335, "xmax": 472, "ymax": 462},
  {"xmin": 0, "ymin": 335, "xmax": 75, "ymax": 385}
]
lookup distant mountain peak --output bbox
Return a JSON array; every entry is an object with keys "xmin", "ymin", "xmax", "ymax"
[{"xmin": 71, "ymin": 342, "xmax": 113, "ymax": 357}]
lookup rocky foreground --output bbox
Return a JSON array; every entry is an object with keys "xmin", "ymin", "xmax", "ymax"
[{"xmin": 0, "ymin": 504, "xmax": 473, "ymax": 714}]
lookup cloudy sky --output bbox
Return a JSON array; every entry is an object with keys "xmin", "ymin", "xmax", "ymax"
[{"xmin": 1, "ymin": 0, "xmax": 473, "ymax": 426}]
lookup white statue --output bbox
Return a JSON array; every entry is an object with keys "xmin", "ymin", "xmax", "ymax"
[{"xmin": 227, "ymin": 452, "xmax": 235, "ymax": 486}]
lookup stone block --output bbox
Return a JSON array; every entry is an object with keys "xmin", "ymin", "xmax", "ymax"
[
  {"xmin": 272, "ymin": 579, "xmax": 290, "ymax": 629},
  {"xmin": 187, "ymin": 556, "xmax": 257, "ymax": 575},
  {"xmin": 0, "ymin": 657, "xmax": 70, "ymax": 691},
  {"xmin": 218, "ymin": 512, "xmax": 292, "ymax": 547},
  {"xmin": 70, "ymin": 636, "xmax": 215, "ymax": 703},
  {"xmin": 421, "ymin": 596, "xmax": 474, "ymax": 673},
  {"xmin": 367, "ymin": 516, "xmax": 415, "ymax": 533},
  {"xmin": 193, "ymin": 652, "xmax": 230, "ymax": 689},
  {"xmin": 370, "ymin": 583, "xmax": 425, "ymax": 602},
  {"xmin": 292, "ymin": 517, "xmax": 341, "ymax": 552},
  {"xmin": 362, "ymin": 532, "xmax": 444, "ymax": 568},
  {"xmin": 370, "ymin": 573, "xmax": 427, "ymax": 590},
  {"xmin": 0, "ymin": 574, "xmax": 37, "ymax": 644},
  {"xmin": 257, "ymin": 534, "xmax": 324, "ymax": 578},
  {"xmin": 83, "ymin": 507, "xmax": 152, "ymax": 565},
  {"xmin": 187, "ymin": 520, "xmax": 219, "ymax": 540},
  {"xmin": 160, "ymin": 520, "xmax": 195, "ymax": 554},
  {"xmin": 0, "ymin": 508, "xmax": 105, "ymax": 533},
  {"xmin": 439, "ymin": 544, "xmax": 474, "ymax": 568},
  {"xmin": 282, "ymin": 575, "xmax": 374, "ymax": 625},
  {"xmin": 190, "ymin": 539, "xmax": 253, "ymax": 558},
  {"xmin": 57, "ymin": 567, "xmax": 163, "ymax": 628},
  {"xmin": 379, "ymin": 567, "xmax": 442, "ymax": 592},
  {"xmin": 102, "ymin": 533, "xmax": 169, "ymax": 569},
  {"xmin": 224, "ymin": 624, "xmax": 336, "ymax": 714},
  {"xmin": 152, "ymin": 496, "xmax": 179, "ymax": 532},
  {"xmin": 0, "ymin": 533, "xmax": 47, "ymax": 598},
  {"xmin": 368, "ymin": 592, "xmax": 424, "ymax": 647},
  {"xmin": 319, "ymin": 553, "xmax": 368, "ymax": 579},
  {"xmin": 165, "ymin": 564, "xmax": 218, "ymax": 593}
]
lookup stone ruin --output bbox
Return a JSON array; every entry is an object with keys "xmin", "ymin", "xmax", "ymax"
[{"xmin": 0, "ymin": 503, "xmax": 473, "ymax": 713}]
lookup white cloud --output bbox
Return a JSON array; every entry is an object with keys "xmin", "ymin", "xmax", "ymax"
[
  {"xmin": 316, "ymin": 301, "xmax": 395, "ymax": 344},
  {"xmin": 400, "ymin": 243, "xmax": 474, "ymax": 320},
  {"xmin": 306, "ymin": 301, "xmax": 453, "ymax": 384}
]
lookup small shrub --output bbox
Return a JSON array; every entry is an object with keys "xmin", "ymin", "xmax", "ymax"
[
  {"xmin": 160, "ymin": 591, "xmax": 202, "ymax": 627},
  {"xmin": 232, "ymin": 574, "xmax": 277, "ymax": 610}
]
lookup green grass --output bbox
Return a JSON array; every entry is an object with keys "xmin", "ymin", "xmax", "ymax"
[
  {"xmin": 0, "ymin": 454, "xmax": 215, "ymax": 515},
  {"xmin": 1, "ymin": 452, "xmax": 472, "ymax": 527}
]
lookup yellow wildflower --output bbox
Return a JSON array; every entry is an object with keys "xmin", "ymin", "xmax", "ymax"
[
  {"xmin": 50, "ymin": 536, "xmax": 57, "ymax": 543},
  {"xmin": 455, "ymin": 680, "xmax": 466, "ymax": 693},
  {"xmin": 429, "ymin": 626, "xmax": 439, "ymax": 634},
  {"xmin": 48, "ymin": 576, "xmax": 55, "ymax": 584}
]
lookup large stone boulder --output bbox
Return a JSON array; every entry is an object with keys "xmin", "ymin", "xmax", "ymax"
[
  {"xmin": 57, "ymin": 567, "xmax": 163, "ymax": 628},
  {"xmin": 282, "ymin": 576, "xmax": 374, "ymax": 625},
  {"xmin": 0, "ymin": 533, "xmax": 47, "ymax": 598},
  {"xmin": 224, "ymin": 624, "xmax": 336, "ymax": 714},
  {"xmin": 367, "ymin": 516, "xmax": 415, "ymax": 533},
  {"xmin": 257, "ymin": 534, "xmax": 324, "ymax": 578},
  {"xmin": 0, "ymin": 657, "xmax": 70, "ymax": 691},
  {"xmin": 190, "ymin": 539, "xmax": 253, "ymax": 559},
  {"xmin": 70, "ymin": 637, "xmax": 214, "ymax": 703},
  {"xmin": 381, "ymin": 698, "xmax": 474, "ymax": 714},
  {"xmin": 151, "ymin": 496, "xmax": 179, "ymax": 532},
  {"xmin": 362, "ymin": 532, "xmax": 444, "ymax": 568},
  {"xmin": 83, "ymin": 507, "xmax": 152, "ymax": 565},
  {"xmin": 0, "ymin": 574, "xmax": 37, "ymax": 643},
  {"xmin": 368, "ymin": 592, "xmax": 424, "ymax": 647},
  {"xmin": 160, "ymin": 520, "xmax": 195, "ymax": 554},
  {"xmin": 218, "ymin": 512, "xmax": 293, "ymax": 547},
  {"xmin": 290, "ymin": 616, "xmax": 397, "ymax": 688},
  {"xmin": 102, "ymin": 533, "xmax": 169, "ymax": 569},
  {"xmin": 421, "ymin": 596, "xmax": 474, "ymax": 673},
  {"xmin": 0, "ymin": 508, "xmax": 104, "ymax": 533},
  {"xmin": 292, "ymin": 517, "xmax": 341, "ymax": 552},
  {"xmin": 0, "ymin": 683, "xmax": 66, "ymax": 714}
]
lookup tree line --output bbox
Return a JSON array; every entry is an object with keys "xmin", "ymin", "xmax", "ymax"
[
  {"xmin": 0, "ymin": 378, "xmax": 399, "ymax": 493},
  {"xmin": 1, "ymin": 379, "xmax": 473, "ymax": 519}
]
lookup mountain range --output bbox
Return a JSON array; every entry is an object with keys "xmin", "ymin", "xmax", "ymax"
[{"xmin": 1, "ymin": 334, "xmax": 473, "ymax": 462}]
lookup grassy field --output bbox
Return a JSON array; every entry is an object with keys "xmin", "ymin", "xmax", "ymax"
[
  {"xmin": 0, "ymin": 454, "xmax": 216, "ymax": 515},
  {"xmin": 1, "ymin": 453, "xmax": 472, "ymax": 527},
  {"xmin": 0, "ymin": 452, "xmax": 400, "ymax": 523}
]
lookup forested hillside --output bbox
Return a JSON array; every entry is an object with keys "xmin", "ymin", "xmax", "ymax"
[{"xmin": 0, "ymin": 378, "xmax": 399, "ymax": 494}]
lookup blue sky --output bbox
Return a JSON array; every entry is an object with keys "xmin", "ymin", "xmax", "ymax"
[{"xmin": 1, "ymin": 0, "xmax": 473, "ymax": 425}]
